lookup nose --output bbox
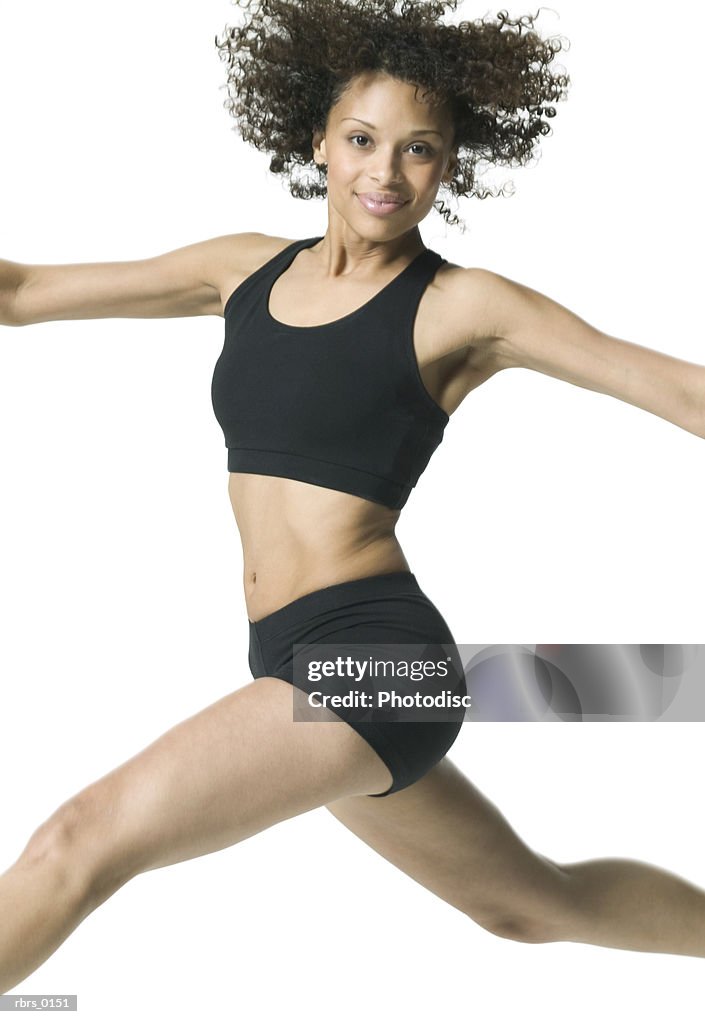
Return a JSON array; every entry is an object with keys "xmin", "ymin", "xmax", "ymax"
[{"xmin": 369, "ymin": 146, "xmax": 403, "ymax": 186}]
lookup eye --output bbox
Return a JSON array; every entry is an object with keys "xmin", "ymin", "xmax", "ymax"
[{"xmin": 347, "ymin": 135, "xmax": 433, "ymax": 156}]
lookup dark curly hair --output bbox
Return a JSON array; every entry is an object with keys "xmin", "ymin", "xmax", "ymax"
[{"xmin": 214, "ymin": 0, "xmax": 571, "ymax": 228}]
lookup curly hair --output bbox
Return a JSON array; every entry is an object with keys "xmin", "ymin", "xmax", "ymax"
[{"xmin": 214, "ymin": 0, "xmax": 571, "ymax": 228}]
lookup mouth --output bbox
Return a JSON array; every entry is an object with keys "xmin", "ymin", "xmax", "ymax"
[{"xmin": 356, "ymin": 193, "xmax": 410, "ymax": 216}]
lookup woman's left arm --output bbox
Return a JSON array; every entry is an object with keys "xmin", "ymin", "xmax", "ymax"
[{"xmin": 463, "ymin": 268, "xmax": 705, "ymax": 440}]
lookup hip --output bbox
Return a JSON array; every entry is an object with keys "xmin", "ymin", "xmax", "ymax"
[{"xmin": 248, "ymin": 569, "xmax": 464, "ymax": 704}]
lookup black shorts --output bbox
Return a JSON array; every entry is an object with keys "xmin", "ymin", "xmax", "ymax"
[{"xmin": 247, "ymin": 571, "xmax": 467, "ymax": 797}]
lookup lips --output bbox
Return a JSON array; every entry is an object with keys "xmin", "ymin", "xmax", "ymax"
[
  {"xmin": 364, "ymin": 192, "xmax": 407, "ymax": 204},
  {"xmin": 356, "ymin": 193, "xmax": 409, "ymax": 216}
]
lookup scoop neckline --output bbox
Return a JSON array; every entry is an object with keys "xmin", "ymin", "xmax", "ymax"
[{"xmin": 264, "ymin": 237, "xmax": 431, "ymax": 331}]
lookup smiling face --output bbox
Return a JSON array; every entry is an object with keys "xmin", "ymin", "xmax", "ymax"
[{"xmin": 312, "ymin": 72, "xmax": 458, "ymax": 242}]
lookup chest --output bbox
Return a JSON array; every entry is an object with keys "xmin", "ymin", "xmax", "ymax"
[{"xmin": 267, "ymin": 261, "xmax": 473, "ymax": 415}]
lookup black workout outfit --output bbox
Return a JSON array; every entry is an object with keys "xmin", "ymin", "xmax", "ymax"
[{"xmin": 211, "ymin": 237, "xmax": 466, "ymax": 797}]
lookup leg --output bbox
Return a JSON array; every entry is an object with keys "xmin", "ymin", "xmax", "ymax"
[
  {"xmin": 0, "ymin": 676, "xmax": 393, "ymax": 993},
  {"xmin": 326, "ymin": 756, "xmax": 705, "ymax": 957}
]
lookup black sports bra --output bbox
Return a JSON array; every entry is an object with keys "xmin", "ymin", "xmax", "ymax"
[{"xmin": 210, "ymin": 236, "xmax": 450, "ymax": 510}]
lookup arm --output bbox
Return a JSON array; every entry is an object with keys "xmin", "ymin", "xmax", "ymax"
[
  {"xmin": 0, "ymin": 233, "xmax": 264, "ymax": 327},
  {"xmin": 462, "ymin": 268, "xmax": 705, "ymax": 440}
]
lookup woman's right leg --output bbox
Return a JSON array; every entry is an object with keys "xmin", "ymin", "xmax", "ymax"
[{"xmin": 0, "ymin": 676, "xmax": 394, "ymax": 994}]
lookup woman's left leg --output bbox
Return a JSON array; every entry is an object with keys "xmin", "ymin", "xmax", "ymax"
[{"xmin": 326, "ymin": 756, "xmax": 705, "ymax": 958}]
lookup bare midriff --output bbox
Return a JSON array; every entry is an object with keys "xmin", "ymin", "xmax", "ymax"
[{"xmin": 228, "ymin": 471, "xmax": 411, "ymax": 623}]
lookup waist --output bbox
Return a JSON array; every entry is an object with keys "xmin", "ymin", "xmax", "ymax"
[
  {"xmin": 227, "ymin": 471, "xmax": 409, "ymax": 620},
  {"xmin": 248, "ymin": 569, "xmax": 427, "ymax": 642},
  {"xmin": 243, "ymin": 540, "xmax": 410, "ymax": 623}
]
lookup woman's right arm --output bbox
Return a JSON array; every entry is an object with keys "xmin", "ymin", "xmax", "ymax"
[{"xmin": 0, "ymin": 233, "xmax": 263, "ymax": 327}]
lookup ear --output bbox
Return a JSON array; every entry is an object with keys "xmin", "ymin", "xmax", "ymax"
[
  {"xmin": 441, "ymin": 148, "xmax": 458, "ymax": 184},
  {"xmin": 312, "ymin": 129, "xmax": 328, "ymax": 167}
]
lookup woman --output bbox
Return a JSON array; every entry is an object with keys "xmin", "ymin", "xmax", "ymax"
[{"xmin": 1, "ymin": 0, "xmax": 704, "ymax": 997}]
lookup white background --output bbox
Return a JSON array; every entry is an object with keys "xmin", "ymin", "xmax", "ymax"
[{"xmin": 1, "ymin": 0, "xmax": 704, "ymax": 1021}]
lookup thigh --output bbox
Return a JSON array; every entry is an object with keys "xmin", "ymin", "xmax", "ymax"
[
  {"xmin": 38, "ymin": 676, "xmax": 394, "ymax": 886},
  {"xmin": 325, "ymin": 756, "xmax": 569, "ymax": 929}
]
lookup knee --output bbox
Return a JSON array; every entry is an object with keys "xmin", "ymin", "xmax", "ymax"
[
  {"xmin": 464, "ymin": 860, "xmax": 572, "ymax": 945},
  {"xmin": 20, "ymin": 790, "xmax": 129, "ymax": 901},
  {"xmin": 22, "ymin": 795, "xmax": 86, "ymax": 865},
  {"xmin": 465, "ymin": 872, "xmax": 569, "ymax": 942},
  {"xmin": 473, "ymin": 909, "xmax": 562, "ymax": 944}
]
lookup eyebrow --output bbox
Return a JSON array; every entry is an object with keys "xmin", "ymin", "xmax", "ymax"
[{"xmin": 341, "ymin": 117, "xmax": 444, "ymax": 137}]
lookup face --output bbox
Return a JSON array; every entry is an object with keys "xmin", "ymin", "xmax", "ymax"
[{"xmin": 312, "ymin": 72, "xmax": 457, "ymax": 240}]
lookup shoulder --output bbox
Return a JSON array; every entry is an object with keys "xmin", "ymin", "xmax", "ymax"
[
  {"xmin": 202, "ymin": 232, "xmax": 298, "ymax": 315},
  {"xmin": 424, "ymin": 258, "xmax": 509, "ymax": 360},
  {"xmin": 228, "ymin": 231, "xmax": 298, "ymax": 270}
]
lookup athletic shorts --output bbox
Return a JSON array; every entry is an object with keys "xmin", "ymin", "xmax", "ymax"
[{"xmin": 247, "ymin": 570, "xmax": 467, "ymax": 797}]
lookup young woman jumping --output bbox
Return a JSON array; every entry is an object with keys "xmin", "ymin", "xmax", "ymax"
[{"xmin": 1, "ymin": 0, "xmax": 705, "ymax": 995}]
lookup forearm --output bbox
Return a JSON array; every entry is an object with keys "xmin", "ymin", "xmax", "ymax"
[
  {"xmin": 0, "ymin": 258, "xmax": 28, "ymax": 326},
  {"xmin": 576, "ymin": 333, "xmax": 705, "ymax": 442}
]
